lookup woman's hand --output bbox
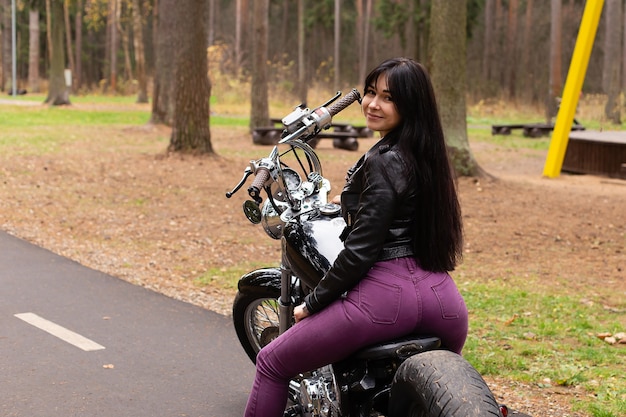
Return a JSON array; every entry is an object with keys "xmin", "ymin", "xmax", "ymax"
[
  {"xmin": 293, "ymin": 303, "xmax": 310, "ymax": 323},
  {"xmin": 331, "ymin": 195, "xmax": 341, "ymax": 204}
]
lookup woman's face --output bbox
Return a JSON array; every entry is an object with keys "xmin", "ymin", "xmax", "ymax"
[{"xmin": 361, "ymin": 74, "xmax": 402, "ymax": 138}]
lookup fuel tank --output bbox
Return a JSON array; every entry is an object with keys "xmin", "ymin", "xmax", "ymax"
[{"xmin": 282, "ymin": 210, "xmax": 346, "ymax": 289}]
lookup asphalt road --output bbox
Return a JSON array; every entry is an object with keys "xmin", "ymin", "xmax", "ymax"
[{"xmin": 0, "ymin": 230, "xmax": 255, "ymax": 417}]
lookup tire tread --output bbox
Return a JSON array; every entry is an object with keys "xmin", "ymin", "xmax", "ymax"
[{"xmin": 389, "ymin": 350, "xmax": 501, "ymax": 417}]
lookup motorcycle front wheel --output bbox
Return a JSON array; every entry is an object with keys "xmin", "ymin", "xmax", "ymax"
[
  {"xmin": 388, "ymin": 350, "xmax": 502, "ymax": 417},
  {"xmin": 233, "ymin": 291, "xmax": 281, "ymax": 363}
]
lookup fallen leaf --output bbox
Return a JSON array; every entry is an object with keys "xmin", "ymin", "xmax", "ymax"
[
  {"xmin": 504, "ymin": 314, "xmax": 519, "ymax": 326},
  {"xmin": 604, "ymin": 336, "xmax": 617, "ymax": 345}
]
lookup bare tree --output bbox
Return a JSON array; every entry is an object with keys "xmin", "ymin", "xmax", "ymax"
[
  {"xmin": 603, "ymin": 0, "xmax": 621, "ymax": 124},
  {"xmin": 63, "ymin": 0, "xmax": 75, "ymax": 84},
  {"xmin": 357, "ymin": 0, "xmax": 372, "ymax": 81},
  {"xmin": 106, "ymin": 0, "xmax": 120, "ymax": 92},
  {"xmin": 168, "ymin": 0, "xmax": 212, "ymax": 154},
  {"xmin": 119, "ymin": 12, "xmax": 133, "ymax": 83},
  {"xmin": 505, "ymin": 0, "xmax": 518, "ymax": 99},
  {"xmin": 334, "ymin": 0, "xmax": 340, "ymax": 91},
  {"xmin": 132, "ymin": 0, "xmax": 148, "ymax": 103},
  {"xmin": 28, "ymin": 3, "xmax": 41, "ymax": 93},
  {"xmin": 151, "ymin": 0, "xmax": 176, "ymax": 125},
  {"xmin": 520, "ymin": 0, "xmax": 534, "ymax": 102},
  {"xmin": 1, "ymin": 0, "xmax": 11, "ymax": 91},
  {"xmin": 45, "ymin": 0, "xmax": 52, "ymax": 61},
  {"xmin": 416, "ymin": 0, "xmax": 429, "ymax": 63},
  {"xmin": 430, "ymin": 0, "xmax": 482, "ymax": 177},
  {"xmin": 74, "ymin": 0, "xmax": 83, "ymax": 91},
  {"xmin": 235, "ymin": 0, "xmax": 242, "ymax": 69},
  {"xmin": 297, "ymin": 0, "xmax": 306, "ymax": 104},
  {"xmin": 623, "ymin": 2, "xmax": 626, "ymax": 94},
  {"xmin": 250, "ymin": 0, "xmax": 269, "ymax": 131},
  {"xmin": 482, "ymin": 0, "xmax": 494, "ymax": 83},
  {"xmin": 45, "ymin": 0, "xmax": 70, "ymax": 105},
  {"xmin": 547, "ymin": 0, "xmax": 562, "ymax": 121},
  {"xmin": 208, "ymin": 0, "xmax": 215, "ymax": 45},
  {"xmin": 235, "ymin": 0, "xmax": 249, "ymax": 71}
]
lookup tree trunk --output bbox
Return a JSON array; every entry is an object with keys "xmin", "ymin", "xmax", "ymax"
[
  {"xmin": 46, "ymin": 0, "xmax": 53, "ymax": 61},
  {"xmin": 1, "ymin": 0, "xmax": 11, "ymax": 91},
  {"xmin": 235, "ymin": 0, "xmax": 242, "ymax": 70},
  {"xmin": 132, "ymin": 0, "xmax": 148, "ymax": 103},
  {"xmin": 547, "ymin": 0, "xmax": 562, "ymax": 121},
  {"xmin": 623, "ymin": 1, "xmax": 626, "ymax": 94},
  {"xmin": 297, "ymin": 0, "xmax": 307, "ymax": 104},
  {"xmin": 603, "ymin": 0, "xmax": 622, "ymax": 124},
  {"xmin": 505, "ymin": 0, "xmax": 518, "ymax": 99},
  {"xmin": 28, "ymin": 8, "xmax": 41, "ymax": 93},
  {"xmin": 280, "ymin": 0, "xmax": 289, "ymax": 53},
  {"xmin": 494, "ymin": 0, "xmax": 504, "ymax": 87},
  {"xmin": 359, "ymin": 0, "xmax": 372, "ymax": 84},
  {"xmin": 355, "ymin": 0, "xmax": 363, "ymax": 83},
  {"xmin": 168, "ymin": 0, "xmax": 212, "ymax": 154},
  {"xmin": 208, "ymin": 0, "xmax": 215, "ymax": 46},
  {"xmin": 63, "ymin": 0, "xmax": 75, "ymax": 87},
  {"xmin": 333, "ymin": 0, "xmax": 340, "ymax": 91},
  {"xmin": 74, "ymin": 0, "xmax": 83, "ymax": 91},
  {"xmin": 482, "ymin": 0, "xmax": 493, "ymax": 83},
  {"xmin": 520, "ymin": 0, "xmax": 533, "ymax": 102},
  {"xmin": 45, "ymin": 0, "xmax": 70, "ymax": 105},
  {"xmin": 106, "ymin": 0, "xmax": 119, "ymax": 93},
  {"xmin": 416, "ymin": 0, "xmax": 429, "ymax": 65},
  {"xmin": 404, "ymin": 0, "xmax": 416, "ymax": 58},
  {"xmin": 429, "ymin": 0, "xmax": 482, "ymax": 177},
  {"xmin": 235, "ymin": 0, "xmax": 249, "ymax": 72},
  {"xmin": 119, "ymin": 18, "xmax": 133, "ymax": 82},
  {"xmin": 249, "ymin": 0, "xmax": 269, "ymax": 131},
  {"xmin": 151, "ymin": 0, "xmax": 176, "ymax": 125}
]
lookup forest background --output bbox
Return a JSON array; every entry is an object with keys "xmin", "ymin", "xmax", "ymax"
[
  {"xmin": 1, "ymin": 0, "xmax": 626, "ymax": 125},
  {"xmin": 1, "ymin": 2, "xmax": 625, "ymax": 416}
]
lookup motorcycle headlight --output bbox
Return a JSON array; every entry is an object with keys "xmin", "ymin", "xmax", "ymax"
[{"xmin": 261, "ymin": 200, "xmax": 287, "ymax": 239}]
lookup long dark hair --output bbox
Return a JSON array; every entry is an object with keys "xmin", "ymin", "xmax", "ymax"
[{"xmin": 364, "ymin": 57, "xmax": 463, "ymax": 272}]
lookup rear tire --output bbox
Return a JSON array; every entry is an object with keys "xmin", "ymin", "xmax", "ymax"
[
  {"xmin": 389, "ymin": 350, "xmax": 502, "ymax": 417},
  {"xmin": 233, "ymin": 290, "xmax": 281, "ymax": 363}
]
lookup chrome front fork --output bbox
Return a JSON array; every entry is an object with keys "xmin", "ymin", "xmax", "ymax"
[{"xmin": 279, "ymin": 237, "xmax": 294, "ymax": 335}]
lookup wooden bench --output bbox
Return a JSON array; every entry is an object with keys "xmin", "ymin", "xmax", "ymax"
[
  {"xmin": 253, "ymin": 119, "xmax": 373, "ymax": 150},
  {"xmin": 492, "ymin": 122, "xmax": 585, "ymax": 137}
]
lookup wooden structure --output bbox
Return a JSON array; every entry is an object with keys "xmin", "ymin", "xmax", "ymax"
[
  {"xmin": 492, "ymin": 122, "xmax": 585, "ymax": 138},
  {"xmin": 253, "ymin": 119, "xmax": 373, "ymax": 151},
  {"xmin": 562, "ymin": 131, "xmax": 626, "ymax": 179},
  {"xmin": 544, "ymin": 0, "xmax": 604, "ymax": 177}
]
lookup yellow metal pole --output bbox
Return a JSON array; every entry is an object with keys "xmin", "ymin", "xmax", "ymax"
[{"xmin": 543, "ymin": 0, "xmax": 604, "ymax": 178}]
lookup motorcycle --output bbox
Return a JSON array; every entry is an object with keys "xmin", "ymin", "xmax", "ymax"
[{"xmin": 226, "ymin": 90, "xmax": 508, "ymax": 417}]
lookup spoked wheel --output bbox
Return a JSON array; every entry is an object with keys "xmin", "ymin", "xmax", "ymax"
[
  {"xmin": 233, "ymin": 291, "xmax": 281, "ymax": 363},
  {"xmin": 388, "ymin": 350, "xmax": 503, "ymax": 417}
]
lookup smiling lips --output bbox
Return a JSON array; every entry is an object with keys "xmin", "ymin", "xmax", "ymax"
[{"xmin": 366, "ymin": 113, "xmax": 382, "ymax": 121}]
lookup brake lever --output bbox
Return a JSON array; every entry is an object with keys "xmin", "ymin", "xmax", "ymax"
[{"xmin": 225, "ymin": 167, "xmax": 253, "ymax": 198}]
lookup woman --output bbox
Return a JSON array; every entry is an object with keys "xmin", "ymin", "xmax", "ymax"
[{"xmin": 243, "ymin": 57, "xmax": 468, "ymax": 417}]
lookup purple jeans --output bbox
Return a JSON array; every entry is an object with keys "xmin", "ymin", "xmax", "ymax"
[{"xmin": 243, "ymin": 257, "xmax": 468, "ymax": 417}]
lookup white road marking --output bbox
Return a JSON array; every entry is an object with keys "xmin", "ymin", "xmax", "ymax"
[{"xmin": 14, "ymin": 312, "xmax": 105, "ymax": 351}]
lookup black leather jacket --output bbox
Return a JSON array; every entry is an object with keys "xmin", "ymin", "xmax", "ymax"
[{"xmin": 304, "ymin": 140, "xmax": 418, "ymax": 314}]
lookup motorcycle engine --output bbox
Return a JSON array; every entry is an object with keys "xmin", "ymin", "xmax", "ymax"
[{"xmin": 297, "ymin": 365, "xmax": 341, "ymax": 417}]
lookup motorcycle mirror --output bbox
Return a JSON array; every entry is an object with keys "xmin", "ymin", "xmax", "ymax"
[{"xmin": 243, "ymin": 200, "xmax": 262, "ymax": 224}]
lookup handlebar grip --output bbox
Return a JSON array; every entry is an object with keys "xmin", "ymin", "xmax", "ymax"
[
  {"xmin": 326, "ymin": 88, "xmax": 361, "ymax": 117},
  {"xmin": 247, "ymin": 167, "xmax": 270, "ymax": 203}
]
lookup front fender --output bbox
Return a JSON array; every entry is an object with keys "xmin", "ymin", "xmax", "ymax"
[{"xmin": 237, "ymin": 267, "xmax": 281, "ymax": 296}]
